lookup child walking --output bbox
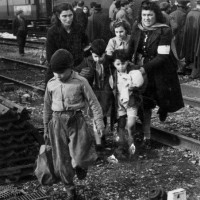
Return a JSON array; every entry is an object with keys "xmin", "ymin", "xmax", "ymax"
[
  {"xmin": 110, "ymin": 50, "xmax": 144, "ymax": 159},
  {"xmin": 43, "ymin": 49, "xmax": 105, "ymax": 199},
  {"xmin": 78, "ymin": 39, "xmax": 114, "ymax": 148}
]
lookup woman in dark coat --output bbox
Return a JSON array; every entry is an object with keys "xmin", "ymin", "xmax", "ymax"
[
  {"xmin": 129, "ymin": 1, "xmax": 184, "ymax": 148},
  {"xmin": 45, "ymin": 3, "xmax": 88, "ymax": 87}
]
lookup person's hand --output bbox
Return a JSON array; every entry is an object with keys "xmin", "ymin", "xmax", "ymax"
[
  {"xmin": 98, "ymin": 129, "xmax": 105, "ymax": 138},
  {"xmin": 139, "ymin": 67, "xmax": 146, "ymax": 75},
  {"xmin": 43, "ymin": 128, "xmax": 49, "ymax": 142}
]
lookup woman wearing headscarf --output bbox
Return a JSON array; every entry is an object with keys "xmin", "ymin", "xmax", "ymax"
[{"xmin": 129, "ymin": 0, "xmax": 184, "ymax": 149}]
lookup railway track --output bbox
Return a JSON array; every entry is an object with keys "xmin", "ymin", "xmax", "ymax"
[
  {"xmin": 137, "ymin": 122, "xmax": 200, "ymax": 153},
  {"xmin": 0, "ymin": 57, "xmax": 199, "ymax": 153},
  {"xmin": 0, "ymin": 37, "xmax": 45, "ymax": 50},
  {"xmin": 0, "ymin": 57, "xmax": 46, "ymax": 94},
  {"xmin": 181, "ymin": 84, "xmax": 200, "ymax": 109}
]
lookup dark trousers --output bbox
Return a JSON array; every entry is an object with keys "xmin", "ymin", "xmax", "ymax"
[{"xmin": 17, "ymin": 30, "xmax": 27, "ymax": 54}]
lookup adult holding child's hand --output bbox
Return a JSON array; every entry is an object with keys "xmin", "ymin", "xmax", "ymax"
[{"xmin": 129, "ymin": 0, "xmax": 184, "ymax": 149}]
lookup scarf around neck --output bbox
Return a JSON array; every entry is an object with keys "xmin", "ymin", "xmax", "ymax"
[{"xmin": 138, "ymin": 23, "xmax": 169, "ymax": 31}]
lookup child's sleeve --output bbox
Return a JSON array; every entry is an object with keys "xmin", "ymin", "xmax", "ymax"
[
  {"xmin": 81, "ymin": 79, "xmax": 105, "ymax": 131},
  {"xmin": 43, "ymin": 86, "xmax": 53, "ymax": 133}
]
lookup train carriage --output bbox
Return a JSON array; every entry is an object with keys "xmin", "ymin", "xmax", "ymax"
[{"xmin": 0, "ymin": 0, "xmax": 196, "ymax": 29}]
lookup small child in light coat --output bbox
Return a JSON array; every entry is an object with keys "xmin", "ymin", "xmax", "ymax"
[{"xmin": 110, "ymin": 50, "xmax": 144, "ymax": 158}]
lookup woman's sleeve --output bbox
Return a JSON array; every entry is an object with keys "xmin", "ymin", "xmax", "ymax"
[
  {"xmin": 106, "ymin": 38, "xmax": 115, "ymax": 56},
  {"xmin": 81, "ymin": 30, "xmax": 89, "ymax": 48},
  {"xmin": 46, "ymin": 29, "xmax": 57, "ymax": 63},
  {"xmin": 143, "ymin": 27, "xmax": 172, "ymax": 74}
]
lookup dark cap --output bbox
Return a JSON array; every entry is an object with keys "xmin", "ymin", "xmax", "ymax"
[
  {"xmin": 94, "ymin": 3, "xmax": 102, "ymax": 10},
  {"xmin": 77, "ymin": 0, "xmax": 84, "ymax": 7},
  {"xmin": 16, "ymin": 10, "xmax": 23, "ymax": 15},
  {"xmin": 160, "ymin": 2, "xmax": 170, "ymax": 10},
  {"xmin": 50, "ymin": 49, "xmax": 74, "ymax": 73},
  {"xmin": 91, "ymin": 39, "xmax": 106, "ymax": 56},
  {"xmin": 177, "ymin": 0, "xmax": 190, "ymax": 7},
  {"xmin": 120, "ymin": 0, "xmax": 129, "ymax": 6}
]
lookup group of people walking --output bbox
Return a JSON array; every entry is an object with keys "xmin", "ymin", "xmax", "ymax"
[{"xmin": 42, "ymin": 0, "xmax": 186, "ymax": 199}]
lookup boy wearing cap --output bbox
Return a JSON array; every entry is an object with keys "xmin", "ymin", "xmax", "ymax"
[
  {"xmin": 43, "ymin": 49, "xmax": 105, "ymax": 199},
  {"xmin": 12, "ymin": 10, "xmax": 27, "ymax": 56}
]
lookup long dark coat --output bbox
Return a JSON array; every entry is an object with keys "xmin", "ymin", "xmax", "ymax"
[
  {"xmin": 170, "ymin": 7, "xmax": 187, "ymax": 57},
  {"xmin": 45, "ymin": 23, "xmax": 88, "ymax": 86},
  {"xmin": 129, "ymin": 23, "xmax": 184, "ymax": 113},
  {"xmin": 75, "ymin": 8, "xmax": 88, "ymax": 31},
  {"xmin": 86, "ymin": 10, "xmax": 111, "ymax": 43},
  {"xmin": 181, "ymin": 8, "xmax": 200, "ymax": 78}
]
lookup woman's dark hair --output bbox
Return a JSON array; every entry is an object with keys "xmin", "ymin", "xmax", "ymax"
[
  {"xmin": 54, "ymin": 3, "xmax": 76, "ymax": 26},
  {"xmin": 112, "ymin": 19, "xmax": 131, "ymax": 34},
  {"xmin": 138, "ymin": 1, "xmax": 165, "ymax": 24},
  {"xmin": 112, "ymin": 49, "xmax": 129, "ymax": 63},
  {"xmin": 83, "ymin": 6, "xmax": 89, "ymax": 13}
]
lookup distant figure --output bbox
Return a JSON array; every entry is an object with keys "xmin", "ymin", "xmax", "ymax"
[
  {"xmin": 75, "ymin": 1, "xmax": 88, "ymax": 31},
  {"xmin": 51, "ymin": 5, "xmax": 58, "ymax": 26},
  {"xmin": 12, "ymin": 10, "xmax": 27, "ymax": 56},
  {"xmin": 83, "ymin": 5, "xmax": 90, "ymax": 17},
  {"xmin": 170, "ymin": 0, "xmax": 189, "ymax": 72},
  {"xmin": 86, "ymin": 4, "xmax": 112, "ymax": 43},
  {"xmin": 109, "ymin": 0, "xmax": 118, "ymax": 21},
  {"xmin": 181, "ymin": 0, "xmax": 200, "ymax": 78},
  {"xmin": 160, "ymin": 1, "xmax": 177, "ymax": 33},
  {"xmin": 72, "ymin": 1, "xmax": 78, "ymax": 11},
  {"xmin": 116, "ymin": 0, "xmax": 131, "ymax": 25},
  {"xmin": 89, "ymin": 2, "xmax": 97, "ymax": 16},
  {"xmin": 127, "ymin": 0, "xmax": 134, "ymax": 25}
]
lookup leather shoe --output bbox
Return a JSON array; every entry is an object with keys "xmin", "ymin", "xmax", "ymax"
[{"xmin": 75, "ymin": 166, "xmax": 87, "ymax": 180}]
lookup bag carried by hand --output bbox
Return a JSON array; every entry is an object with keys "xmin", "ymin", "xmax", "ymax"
[{"xmin": 34, "ymin": 143, "xmax": 58, "ymax": 185}]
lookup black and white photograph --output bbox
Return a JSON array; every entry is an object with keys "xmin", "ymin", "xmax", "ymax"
[{"xmin": 0, "ymin": 0, "xmax": 200, "ymax": 199}]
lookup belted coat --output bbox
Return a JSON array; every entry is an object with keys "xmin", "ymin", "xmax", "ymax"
[{"xmin": 129, "ymin": 23, "xmax": 184, "ymax": 113}]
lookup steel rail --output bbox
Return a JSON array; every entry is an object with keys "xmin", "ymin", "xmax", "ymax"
[
  {"xmin": 0, "ymin": 37, "xmax": 45, "ymax": 45},
  {"xmin": 0, "ymin": 57, "xmax": 47, "ymax": 70},
  {"xmin": 0, "ymin": 75, "xmax": 45, "ymax": 95},
  {"xmin": 137, "ymin": 122, "xmax": 200, "ymax": 153},
  {"xmin": 0, "ymin": 41, "xmax": 42, "ymax": 50},
  {"xmin": 181, "ymin": 84, "xmax": 200, "ymax": 108}
]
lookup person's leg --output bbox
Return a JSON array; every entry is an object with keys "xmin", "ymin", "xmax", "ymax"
[
  {"xmin": 141, "ymin": 108, "xmax": 152, "ymax": 149},
  {"xmin": 142, "ymin": 108, "xmax": 152, "ymax": 139},
  {"xmin": 68, "ymin": 112, "xmax": 97, "ymax": 179},
  {"xmin": 21, "ymin": 33, "xmax": 27, "ymax": 54},
  {"xmin": 17, "ymin": 34, "xmax": 23, "ymax": 55},
  {"xmin": 48, "ymin": 113, "xmax": 75, "ymax": 190},
  {"xmin": 126, "ymin": 115, "xmax": 136, "ymax": 155}
]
